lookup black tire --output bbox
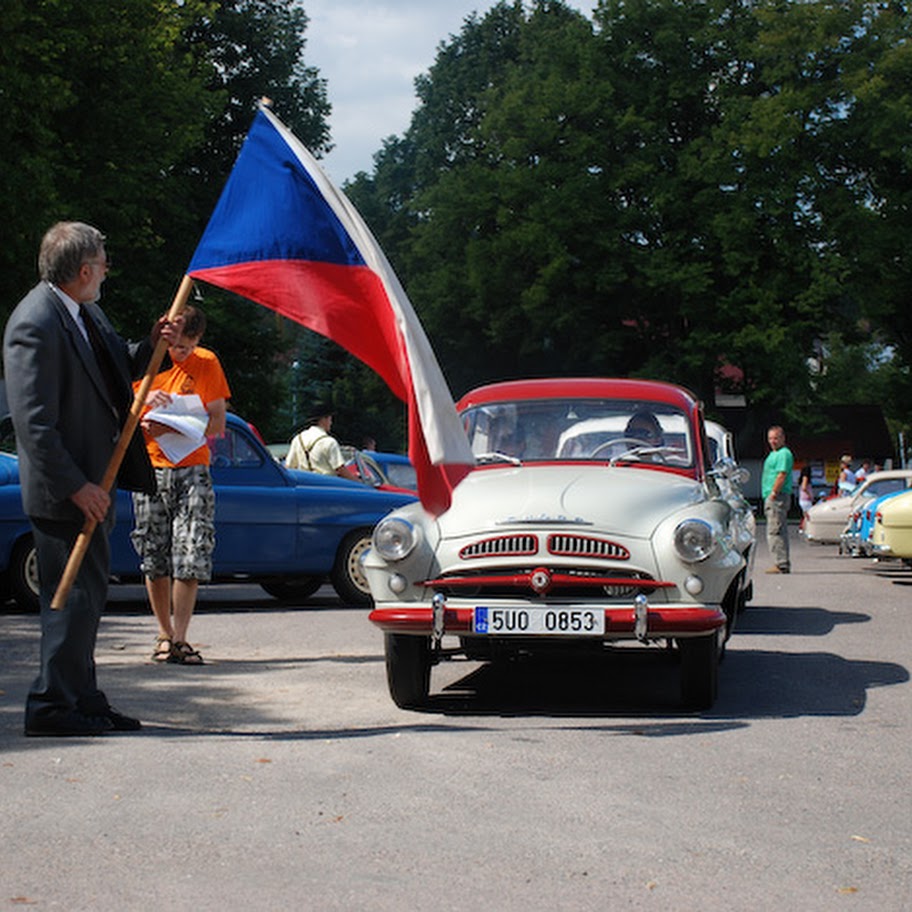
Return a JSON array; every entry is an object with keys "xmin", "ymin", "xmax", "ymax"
[
  {"xmin": 330, "ymin": 530, "xmax": 373, "ymax": 605},
  {"xmin": 260, "ymin": 576, "xmax": 324, "ymax": 602},
  {"xmin": 679, "ymin": 634, "xmax": 719, "ymax": 710},
  {"xmin": 384, "ymin": 633, "xmax": 431, "ymax": 708},
  {"xmin": 10, "ymin": 536, "xmax": 40, "ymax": 612}
]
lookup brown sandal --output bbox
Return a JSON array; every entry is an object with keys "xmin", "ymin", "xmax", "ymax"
[
  {"xmin": 168, "ymin": 641, "xmax": 205, "ymax": 665},
  {"xmin": 152, "ymin": 636, "xmax": 173, "ymax": 663}
]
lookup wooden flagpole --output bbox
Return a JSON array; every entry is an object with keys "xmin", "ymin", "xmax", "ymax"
[{"xmin": 51, "ymin": 275, "xmax": 195, "ymax": 610}]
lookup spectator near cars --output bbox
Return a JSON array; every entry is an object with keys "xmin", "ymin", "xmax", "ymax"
[
  {"xmin": 837, "ymin": 454, "xmax": 856, "ymax": 494},
  {"xmin": 762, "ymin": 425, "xmax": 794, "ymax": 574},
  {"xmin": 286, "ymin": 405, "xmax": 357, "ymax": 479},
  {"xmin": 131, "ymin": 305, "xmax": 230, "ymax": 665}
]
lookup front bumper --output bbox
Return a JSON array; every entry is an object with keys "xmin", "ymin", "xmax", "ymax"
[{"xmin": 369, "ymin": 596, "xmax": 726, "ymax": 640}]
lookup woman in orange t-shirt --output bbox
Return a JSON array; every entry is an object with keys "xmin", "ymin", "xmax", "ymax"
[{"xmin": 130, "ymin": 306, "xmax": 231, "ymax": 664}]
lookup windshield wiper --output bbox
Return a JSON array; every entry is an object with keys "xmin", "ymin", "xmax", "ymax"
[
  {"xmin": 475, "ymin": 451, "xmax": 523, "ymax": 466},
  {"xmin": 609, "ymin": 445, "xmax": 680, "ymax": 467}
]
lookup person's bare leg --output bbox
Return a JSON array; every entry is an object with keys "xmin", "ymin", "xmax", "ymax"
[
  {"xmin": 147, "ymin": 576, "xmax": 174, "ymax": 660},
  {"xmin": 171, "ymin": 578, "xmax": 199, "ymax": 645},
  {"xmin": 147, "ymin": 576, "xmax": 173, "ymax": 638}
]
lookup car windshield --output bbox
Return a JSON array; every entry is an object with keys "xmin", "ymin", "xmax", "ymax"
[
  {"xmin": 384, "ymin": 462, "xmax": 418, "ymax": 490},
  {"xmin": 460, "ymin": 398, "xmax": 695, "ymax": 468}
]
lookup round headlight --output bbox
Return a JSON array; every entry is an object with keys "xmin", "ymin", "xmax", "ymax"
[
  {"xmin": 674, "ymin": 519, "xmax": 716, "ymax": 563},
  {"xmin": 373, "ymin": 516, "xmax": 419, "ymax": 561}
]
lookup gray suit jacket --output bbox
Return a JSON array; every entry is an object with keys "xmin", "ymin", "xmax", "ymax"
[{"xmin": 3, "ymin": 282, "xmax": 155, "ymax": 522}]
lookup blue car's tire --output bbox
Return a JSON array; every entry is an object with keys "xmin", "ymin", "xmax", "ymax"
[
  {"xmin": 10, "ymin": 536, "xmax": 39, "ymax": 613},
  {"xmin": 331, "ymin": 530, "xmax": 373, "ymax": 605},
  {"xmin": 260, "ymin": 577, "xmax": 324, "ymax": 603}
]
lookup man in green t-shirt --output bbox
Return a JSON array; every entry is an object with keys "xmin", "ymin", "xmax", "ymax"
[{"xmin": 762, "ymin": 425, "xmax": 794, "ymax": 573}]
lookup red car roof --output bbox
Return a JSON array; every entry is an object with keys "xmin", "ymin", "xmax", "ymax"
[{"xmin": 456, "ymin": 377, "xmax": 701, "ymax": 413}]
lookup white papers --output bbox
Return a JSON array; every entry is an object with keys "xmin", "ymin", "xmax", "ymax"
[{"xmin": 145, "ymin": 394, "xmax": 208, "ymax": 463}]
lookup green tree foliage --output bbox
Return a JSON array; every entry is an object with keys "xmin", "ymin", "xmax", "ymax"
[
  {"xmin": 0, "ymin": 0, "xmax": 332, "ymax": 441},
  {"xmin": 347, "ymin": 0, "xmax": 912, "ymax": 442},
  {"xmin": 0, "ymin": 0, "xmax": 216, "ymax": 324}
]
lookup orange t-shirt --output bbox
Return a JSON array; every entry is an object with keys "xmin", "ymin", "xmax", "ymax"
[{"xmin": 136, "ymin": 347, "xmax": 231, "ymax": 468}]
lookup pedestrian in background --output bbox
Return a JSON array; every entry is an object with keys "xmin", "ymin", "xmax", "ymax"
[
  {"xmin": 763, "ymin": 425, "xmax": 794, "ymax": 574},
  {"xmin": 837, "ymin": 454, "xmax": 856, "ymax": 494},
  {"xmin": 797, "ymin": 464, "xmax": 813, "ymax": 532},
  {"xmin": 286, "ymin": 405, "xmax": 357, "ymax": 479}
]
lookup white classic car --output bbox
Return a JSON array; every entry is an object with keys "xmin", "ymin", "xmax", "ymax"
[{"xmin": 365, "ymin": 378, "xmax": 755, "ymax": 710}]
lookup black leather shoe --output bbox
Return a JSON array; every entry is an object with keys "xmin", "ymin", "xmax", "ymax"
[
  {"xmin": 25, "ymin": 711, "xmax": 114, "ymax": 737},
  {"xmin": 106, "ymin": 708, "xmax": 142, "ymax": 731}
]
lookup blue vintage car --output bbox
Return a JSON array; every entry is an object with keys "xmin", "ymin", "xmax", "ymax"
[{"xmin": 0, "ymin": 412, "xmax": 417, "ymax": 610}]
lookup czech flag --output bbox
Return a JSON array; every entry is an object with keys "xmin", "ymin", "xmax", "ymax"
[{"xmin": 187, "ymin": 105, "xmax": 473, "ymax": 515}]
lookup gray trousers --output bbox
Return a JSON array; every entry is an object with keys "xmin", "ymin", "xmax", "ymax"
[
  {"xmin": 764, "ymin": 492, "xmax": 791, "ymax": 570},
  {"xmin": 26, "ymin": 514, "xmax": 114, "ymax": 725}
]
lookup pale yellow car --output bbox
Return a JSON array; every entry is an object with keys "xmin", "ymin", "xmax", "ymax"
[{"xmin": 868, "ymin": 489, "xmax": 912, "ymax": 564}]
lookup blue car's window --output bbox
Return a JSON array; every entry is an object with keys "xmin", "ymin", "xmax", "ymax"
[
  {"xmin": 386, "ymin": 462, "xmax": 418, "ymax": 490},
  {"xmin": 208, "ymin": 425, "xmax": 263, "ymax": 468}
]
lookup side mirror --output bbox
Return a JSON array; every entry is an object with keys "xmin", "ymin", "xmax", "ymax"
[{"xmin": 713, "ymin": 456, "xmax": 750, "ymax": 487}]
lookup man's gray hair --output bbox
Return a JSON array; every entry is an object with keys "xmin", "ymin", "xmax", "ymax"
[{"xmin": 38, "ymin": 221, "xmax": 105, "ymax": 285}]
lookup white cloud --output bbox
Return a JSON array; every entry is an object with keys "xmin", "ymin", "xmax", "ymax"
[{"xmin": 303, "ymin": 0, "xmax": 591, "ymax": 184}]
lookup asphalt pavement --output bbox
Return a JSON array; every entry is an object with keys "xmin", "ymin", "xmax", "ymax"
[{"xmin": 1, "ymin": 528, "xmax": 910, "ymax": 911}]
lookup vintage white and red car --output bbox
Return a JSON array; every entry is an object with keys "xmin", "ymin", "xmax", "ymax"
[{"xmin": 365, "ymin": 378, "xmax": 755, "ymax": 710}]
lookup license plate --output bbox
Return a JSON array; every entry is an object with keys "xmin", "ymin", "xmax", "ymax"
[{"xmin": 473, "ymin": 607, "xmax": 605, "ymax": 635}]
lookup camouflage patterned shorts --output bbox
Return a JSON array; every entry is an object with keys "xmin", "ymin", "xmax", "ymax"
[{"xmin": 130, "ymin": 465, "xmax": 215, "ymax": 581}]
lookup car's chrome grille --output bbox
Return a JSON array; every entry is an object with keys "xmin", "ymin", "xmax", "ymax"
[
  {"xmin": 425, "ymin": 567, "xmax": 667, "ymax": 600},
  {"xmin": 547, "ymin": 534, "xmax": 630, "ymax": 560},
  {"xmin": 460, "ymin": 535, "xmax": 538, "ymax": 559}
]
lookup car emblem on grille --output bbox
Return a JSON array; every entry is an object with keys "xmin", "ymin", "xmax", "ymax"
[{"xmin": 530, "ymin": 567, "xmax": 552, "ymax": 593}]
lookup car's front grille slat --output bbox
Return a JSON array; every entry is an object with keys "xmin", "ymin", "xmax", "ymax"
[
  {"xmin": 460, "ymin": 535, "xmax": 538, "ymax": 559},
  {"xmin": 547, "ymin": 534, "xmax": 630, "ymax": 560}
]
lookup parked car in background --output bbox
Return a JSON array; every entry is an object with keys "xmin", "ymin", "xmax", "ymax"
[
  {"xmin": 803, "ymin": 470, "xmax": 912, "ymax": 544},
  {"xmin": 365, "ymin": 378, "xmax": 755, "ymax": 711},
  {"xmin": 868, "ymin": 489, "xmax": 912, "ymax": 565},
  {"xmin": 343, "ymin": 447, "xmax": 417, "ymax": 493},
  {"xmin": 271, "ymin": 439, "xmax": 417, "ymax": 493},
  {"xmin": 267, "ymin": 440, "xmax": 290, "ymax": 462},
  {"xmin": 365, "ymin": 451, "xmax": 417, "ymax": 492},
  {"xmin": 841, "ymin": 488, "xmax": 909, "ymax": 557},
  {"xmin": 0, "ymin": 413, "xmax": 416, "ymax": 610}
]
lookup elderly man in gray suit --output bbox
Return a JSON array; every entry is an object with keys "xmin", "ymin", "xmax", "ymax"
[{"xmin": 4, "ymin": 221, "xmax": 176, "ymax": 736}]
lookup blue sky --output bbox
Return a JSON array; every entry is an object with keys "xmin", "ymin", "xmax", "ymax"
[{"xmin": 304, "ymin": 0, "xmax": 592, "ymax": 185}]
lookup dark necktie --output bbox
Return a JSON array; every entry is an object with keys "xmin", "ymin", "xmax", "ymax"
[{"xmin": 79, "ymin": 304, "xmax": 127, "ymax": 417}]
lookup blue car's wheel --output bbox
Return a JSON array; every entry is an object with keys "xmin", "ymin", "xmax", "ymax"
[
  {"xmin": 260, "ymin": 577, "xmax": 324, "ymax": 603},
  {"xmin": 10, "ymin": 536, "xmax": 39, "ymax": 613},
  {"xmin": 331, "ymin": 530, "xmax": 373, "ymax": 605}
]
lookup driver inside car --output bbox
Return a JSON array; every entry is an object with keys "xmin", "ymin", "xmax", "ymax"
[{"xmin": 625, "ymin": 410, "xmax": 665, "ymax": 446}]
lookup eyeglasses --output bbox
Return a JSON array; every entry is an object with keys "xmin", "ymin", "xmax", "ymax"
[
  {"xmin": 85, "ymin": 256, "xmax": 112, "ymax": 272},
  {"xmin": 629, "ymin": 427, "xmax": 659, "ymax": 440}
]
